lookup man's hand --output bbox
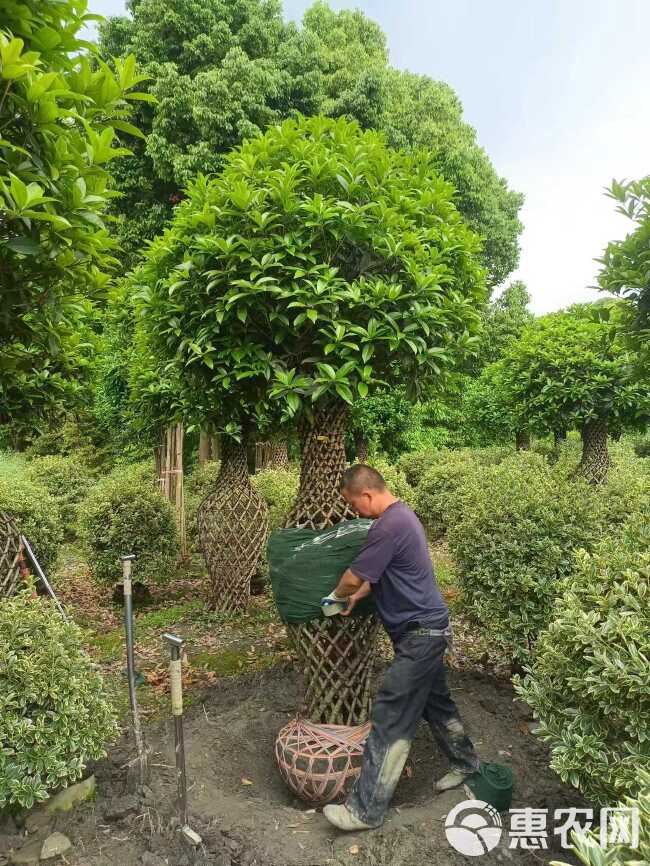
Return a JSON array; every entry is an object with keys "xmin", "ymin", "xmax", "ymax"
[{"xmin": 341, "ymin": 581, "xmax": 371, "ymax": 616}]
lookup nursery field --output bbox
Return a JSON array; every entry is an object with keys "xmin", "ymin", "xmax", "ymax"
[{"xmin": 2, "ymin": 2, "xmax": 650, "ymax": 865}]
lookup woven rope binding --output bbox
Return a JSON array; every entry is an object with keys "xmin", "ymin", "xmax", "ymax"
[
  {"xmin": 0, "ymin": 512, "xmax": 22, "ymax": 599},
  {"xmin": 275, "ymin": 717, "xmax": 371, "ymax": 804}
]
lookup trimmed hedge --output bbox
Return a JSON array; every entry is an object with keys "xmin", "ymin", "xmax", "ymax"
[
  {"xmin": 369, "ymin": 458, "xmax": 416, "ymax": 509},
  {"xmin": 448, "ymin": 448, "xmax": 650, "ymax": 663},
  {"xmin": 0, "ymin": 469, "xmax": 64, "ymax": 575},
  {"xmin": 448, "ymin": 451, "xmax": 601, "ymax": 663},
  {"xmin": 0, "ymin": 593, "xmax": 117, "ymax": 809},
  {"xmin": 78, "ymin": 462, "xmax": 179, "ymax": 584},
  {"xmin": 25, "ymin": 455, "xmax": 95, "ymax": 527},
  {"xmin": 515, "ymin": 510, "xmax": 650, "ymax": 803}
]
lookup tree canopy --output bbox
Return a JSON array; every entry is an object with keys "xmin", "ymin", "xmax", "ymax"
[
  {"xmin": 131, "ymin": 115, "xmax": 486, "ymax": 439},
  {"xmin": 99, "ymin": 0, "xmax": 523, "ymax": 283},
  {"xmin": 598, "ymin": 176, "xmax": 650, "ymax": 350},
  {"xmin": 0, "ymin": 0, "xmax": 147, "ymax": 441}
]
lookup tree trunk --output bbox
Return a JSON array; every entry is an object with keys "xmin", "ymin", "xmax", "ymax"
[
  {"xmin": 269, "ymin": 439, "xmax": 290, "ymax": 470},
  {"xmin": 198, "ymin": 438, "xmax": 268, "ymax": 612},
  {"xmin": 286, "ymin": 403, "xmax": 355, "ymax": 530},
  {"xmin": 0, "ymin": 511, "xmax": 22, "ymax": 599},
  {"xmin": 578, "ymin": 420, "xmax": 611, "ymax": 484},
  {"xmin": 355, "ymin": 434, "xmax": 369, "ymax": 464},
  {"xmin": 554, "ymin": 429, "xmax": 567, "ymax": 447},
  {"xmin": 516, "ymin": 429, "xmax": 531, "ymax": 451},
  {"xmin": 284, "ymin": 402, "xmax": 378, "ymax": 726}
]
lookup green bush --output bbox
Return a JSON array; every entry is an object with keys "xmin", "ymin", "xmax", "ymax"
[
  {"xmin": 516, "ymin": 512, "xmax": 650, "ymax": 803},
  {"xmin": 398, "ymin": 449, "xmax": 445, "ymax": 488},
  {"xmin": 184, "ymin": 460, "xmax": 221, "ymax": 552},
  {"xmin": 251, "ymin": 468, "xmax": 299, "ymax": 533},
  {"xmin": 551, "ymin": 773, "xmax": 650, "ymax": 866},
  {"xmin": 368, "ymin": 458, "xmax": 416, "ymax": 509},
  {"xmin": 415, "ymin": 451, "xmax": 480, "ymax": 538},
  {"xmin": 0, "ymin": 593, "xmax": 117, "ymax": 809},
  {"xmin": 0, "ymin": 470, "xmax": 64, "ymax": 575},
  {"xmin": 25, "ymin": 455, "xmax": 96, "ymax": 528},
  {"xmin": 78, "ymin": 462, "xmax": 179, "ymax": 584},
  {"xmin": 449, "ymin": 451, "xmax": 601, "ymax": 662}
]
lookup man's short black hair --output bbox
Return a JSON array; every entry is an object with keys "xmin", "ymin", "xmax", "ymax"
[{"xmin": 340, "ymin": 464, "xmax": 387, "ymax": 495}]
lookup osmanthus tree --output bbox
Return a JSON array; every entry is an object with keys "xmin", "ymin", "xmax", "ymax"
[
  {"xmin": 500, "ymin": 306, "xmax": 650, "ymax": 483},
  {"xmin": 0, "ymin": 0, "xmax": 148, "ymax": 444},
  {"xmin": 133, "ymin": 114, "xmax": 486, "ymax": 665}
]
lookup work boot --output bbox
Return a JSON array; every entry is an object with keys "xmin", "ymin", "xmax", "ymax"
[
  {"xmin": 435, "ymin": 769, "xmax": 471, "ymax": 792},
  {"xmin": 323, "ymin": 804, "xmax": 380, "ymax": 831}
]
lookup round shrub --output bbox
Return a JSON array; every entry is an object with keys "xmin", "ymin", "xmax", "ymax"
[
  {"xmin": 448, "ymin": 451, "xmax": 601, "ymax": 663},
  {"xmin": 0, "ymin": 593, "xmax": 117, "ymax": 809},
  {"xmin": 78, "ymin": 463, "xmax": 179, "ymax": 584},
  {"xmin": 251, "ymin": 468, "xmax": 299, "ymax": 533},
  {"xmin": 398, "ymin": 449, "xmax": 443, "ymax": 488},
  {"xmin": 184, "ymin": 460, "xmax": 221, "ymax": 552},
  {"xmin": 0, "ymin": 474, "xmax": 64, "ymax": 575},
  {"xmin": 515, "ymin": 511, "xmax": 650, "ymax": 803},
  {"xmin": 250, "ymin": 468, "xmax": 299, "ymax": 583},
  {"xmin": 415, "ymin": 451, "xmax": 480, "ymax": 538},
  {"xmin": 368, "ymin": 458, "xmax": 416, "ymax": 509},
  {"xmin": 25, "ymin": 455, "xmax": 96, "ymax": 528}
]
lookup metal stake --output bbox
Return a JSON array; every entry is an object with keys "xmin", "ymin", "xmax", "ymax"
[
  {"xmin": 20, "ymin": 535, "xmax": 67, "ymax": 621},
  {"xmin": 121, "ymin": 554, "xmax": 149, "ymax": 789},
  {"xmin": 163, "ymin": 633, "xmax": 202, "ymax": 846}
]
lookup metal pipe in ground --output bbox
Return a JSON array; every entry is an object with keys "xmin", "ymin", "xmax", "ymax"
[
  {"xmin": 120, "ymin": 554, "xmax": 150, "ymax": 790},
  {"xmin": 163, "ymin": 633, "xmax": 202, "ymax": 847}
]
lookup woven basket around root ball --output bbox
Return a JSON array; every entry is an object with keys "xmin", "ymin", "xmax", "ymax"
[
  {"xmin": 0, "ymin": 512, "xmax": 22, "ymax": 599},
  {"xmin": 275, "ymin": 717, "xmax": 371, "ymax": 804},
  {"xmin": 198, "ymin": 442, "xmax": 268, "ymax": 613},
  {"xmin": 288, "ymin": 615, "xmax": 380, "ymax": 726}
]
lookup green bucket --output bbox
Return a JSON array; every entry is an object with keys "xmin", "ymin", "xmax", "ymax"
[{"xmin": 465, "ymin": 762, "xmax": 514, "ymax": 812}]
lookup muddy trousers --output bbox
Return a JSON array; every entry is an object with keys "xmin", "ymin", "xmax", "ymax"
[{"xmin": 346, "ymin": 628, "xmax": 480, "ymax": 827}]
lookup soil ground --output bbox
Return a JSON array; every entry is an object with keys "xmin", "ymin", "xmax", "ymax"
[{"xmin": 2, "ymin": 546, "xmax": 588, "ymax": 866}]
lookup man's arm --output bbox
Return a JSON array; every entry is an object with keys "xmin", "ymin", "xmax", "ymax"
[{"xmin": 333, "ymin": 568, "xmax": 365, "ymax": 599}]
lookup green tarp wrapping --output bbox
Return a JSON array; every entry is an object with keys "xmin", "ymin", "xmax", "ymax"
[{"xmin": 268, "ymin": 519, "xmax": 376, "ymax": 624}]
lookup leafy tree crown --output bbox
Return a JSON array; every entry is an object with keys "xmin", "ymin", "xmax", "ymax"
[{"xmin": 133, "ymin": 115, "xmax": 486, "ymax": 435}]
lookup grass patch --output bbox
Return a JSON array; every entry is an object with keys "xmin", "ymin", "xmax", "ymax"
[{"xmin": 136, "ymin": 600, "xmax": 205, "ymax": 631}]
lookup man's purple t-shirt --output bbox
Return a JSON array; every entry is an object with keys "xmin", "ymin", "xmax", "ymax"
[{"xmin": 349, "ymin": 501, "xmax": 448, "ymax": 640}]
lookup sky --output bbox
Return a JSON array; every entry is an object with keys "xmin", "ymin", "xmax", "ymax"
[{"xmin": 89, "ymin": 0, "xmax": 650, "ymax": 313}]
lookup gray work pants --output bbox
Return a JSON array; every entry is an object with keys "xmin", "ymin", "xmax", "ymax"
[{"xmin": 346, "ymin": 626, "xmax": 480, "ymax": 827}]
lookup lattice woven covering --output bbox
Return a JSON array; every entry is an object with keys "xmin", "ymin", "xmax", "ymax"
[
  {"xmin": 198, "ymin": 442, "xmax": 268, "ymax": 612},
  {"xmin": 288, "ymin": 615, "xmax": 380, "ymax": 726},
  {"xmin": 285, "ymin": 403, "xmax": 355, "ymax": 530},
  {"xmin": 579, "ymin": 420, "xmax": 612, "ymax": 484},
  {"xmin": 0, "ymin": 512, "xmax": 22, "ymax": 599},
  {"xmin": 275, "ymin": 717, "xmax": 371, "ymax": 804}
]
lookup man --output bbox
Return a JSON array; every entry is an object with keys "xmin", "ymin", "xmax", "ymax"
[{"xmin": 322, "ymin": 465, "xmax": 480, "ymax": 832}]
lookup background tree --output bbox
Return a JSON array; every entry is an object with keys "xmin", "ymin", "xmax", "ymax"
[
  {"xmin": 477, "ymin": 279, "xmax": 533, "ymax": 365},
  {"xmin": 598, "ymin": 176, "xmax": 650, "ymax": 355},
  {"xmin": 99, "ymin": 0, "xmax": 523, "ymax": 283},
  {"xmin": 501, "ymin": 307, "xmax": 649, "ymax": 482},
  {"xmin": 134, "ymin": 115, "xmax": 486, "ymax": 719},
  {"xmin": 0, "ymin": 1, "xmax": 147, "ymax": 444},
  {"xmin": 380, "ymin": 70, "xmax": 524, "ymax": 286}
]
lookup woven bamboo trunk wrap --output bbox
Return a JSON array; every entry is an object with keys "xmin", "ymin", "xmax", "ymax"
[
  {"xmin": 0, "ymin": 512, "xmax": 22, "ymax": 599},
  {"xmin": 277, "ymin": 402, "xmax": 380, "ymax": 726},
  {"xmin": 198, "ymin": 440, "xmax": 268, "ymax": 612}
]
